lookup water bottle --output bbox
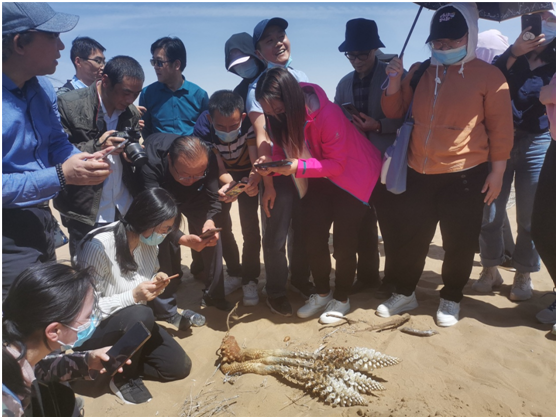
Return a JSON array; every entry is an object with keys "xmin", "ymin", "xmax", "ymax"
[{"xmin": 183, "ymin": 309, "xmax": 205, "ymax": 327}]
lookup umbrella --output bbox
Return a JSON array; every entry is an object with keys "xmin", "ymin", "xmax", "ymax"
[
  {"xmin": 399, "ymin": 2, "xmax": 554, "ymax": 57},
  {"xmin": 415, "ymin": 3, "xmax": 555, "ymax": 22}
]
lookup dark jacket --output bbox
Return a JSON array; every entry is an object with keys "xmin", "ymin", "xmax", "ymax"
[
  {"xmin": 139, "ymin": 132, "xmax": 222, "ymax": 244},
  {"xmin": 56, "ymin": 79, "xmax": 75, "ymax": 97},
  {"xmin": 53, "ymin": 82, "xmax": 142, "ymax": 226},
  {"xmin": 494, "ymin": 41, "xmax": 555, "ymax": 133}
]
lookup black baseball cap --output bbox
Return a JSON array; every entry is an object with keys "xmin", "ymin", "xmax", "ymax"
[
  {"xmin": 426, "ymin": 6, "xmax": 468, "ymax": 43},
  {"xmin": 253, "ymin": 17, "xmax": 288, "ymax": 48}
]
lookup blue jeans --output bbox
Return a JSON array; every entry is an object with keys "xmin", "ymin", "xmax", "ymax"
[{"xmin": 479, "ymin": 130, "xmax": 551, "ymax": 272}]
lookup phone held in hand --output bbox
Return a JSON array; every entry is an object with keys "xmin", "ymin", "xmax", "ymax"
[
  {"xmin": 254, "ymin": 160, "xmax": 293, "ymax": 169},
  {"xmin": 199, "ymin": 228, "xmax": 222, "ymax": 240},
  {"xmin": 95, "ymin": 140, "xmax": 127, "ymax": 161},
  {"xmin": 342, "ymin": 102, "xmax": 360, "ymax": 117},
  {"xmin": 521, "ymin": 14, "xmax": 542, "ymax": 39},
  {"xmin": 101, "ymin": 322, "xmax": 151, "ymax": 376},
  {"xmin": 225, "ymin": 180, "xmax": 248, "ymax": 197}
]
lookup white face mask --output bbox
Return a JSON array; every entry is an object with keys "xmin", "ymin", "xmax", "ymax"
[{"xmin": 233, "ymin": 59, "xmax": 260, "ymax": 79}]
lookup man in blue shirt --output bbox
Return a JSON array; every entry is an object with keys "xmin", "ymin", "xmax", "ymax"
[
  {"xmin": 2, "ymin": 2, "xmax": 111, "ymax": 298},
  {"xmin": 139, "ymin": 36, "xmax": 209, "ymax": 138}
]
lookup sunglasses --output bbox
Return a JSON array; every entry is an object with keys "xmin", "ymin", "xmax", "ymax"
[{"xmin": 150, "ymin": 58, "xmax": 172, "ymax": 68}]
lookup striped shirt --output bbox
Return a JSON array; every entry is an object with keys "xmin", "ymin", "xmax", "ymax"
[{"xmin": 76, "ymin": 222, "xmax": 159, "ymax": 320}]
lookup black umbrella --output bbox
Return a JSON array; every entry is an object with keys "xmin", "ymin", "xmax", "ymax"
[
  {"xmin": 398, "ymin": 2, "xmax": 554, "ymax": 57},
  {"xmin": 416, "ymin": 2, "xmax": 554, "ymax": 22}
]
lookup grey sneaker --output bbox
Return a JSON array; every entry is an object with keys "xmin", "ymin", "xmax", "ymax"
[
  {"xmin": 536, "ymin": 300, "xmax": 556, "ymax": 324},
  {"xmin": 376, "ymin": 292, "xmax": 418, "ymax": 318},
  {"xmin": 110, "ymin": 376, "xmax": 152, "ymax": 405},
  {"xmin": 242, "ymin": 281, "xmax": 259, "ymax": 306},
  {"xmin": 224, "ymin": 276, "xmax": 242, "ymax": 295},
  {"xmin": 510, "ymin": 272, "xmax": 533, "ymax": 301},
  {"xmin": 297, "ymin": 292, "xmax": 333, "ymax": 319},
  {"xmin": 319, "ymin": 299, "xmax": 351, "ymax": 324},
  {"xmin": 436, "ymin": 298, "xmax": 460, "ymax": 327},
  {"xmin": 472, "ymin": 266, "xmax": 503, "ymax": 293}
]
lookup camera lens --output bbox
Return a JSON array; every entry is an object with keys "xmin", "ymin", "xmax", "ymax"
[{"xmin": 125, "ymin": 143, "xmax": 148, "ymax": 167}]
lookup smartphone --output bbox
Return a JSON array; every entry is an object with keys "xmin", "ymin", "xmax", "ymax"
[
  {"xmin": 342, "ymin": 102, "xmax": 361, "ymax": 117},
  {"xmin": 101, "ymin": 322, "xmax": 151, "ymax": 376},
  {"xmin": 95, "ymin": 140, "xmax": 127, "ymax": 161},
  {"xmin": 225, "ymin": 180, "xmax": 248, "ymax": 197},
  {"xmin": 521, "ymin": 14, "xmax": 542, "ymax": 38},
  {"xmin": 254, "ymin": 160, "xmax": 293, "ymax": 169},
  {"xmin": 199, "ymin": 227, "xmax": 222, "ymax": 240}
]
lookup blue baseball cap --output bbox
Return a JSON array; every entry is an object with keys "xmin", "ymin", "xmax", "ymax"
[
  {"xmin": 2, "ymin": 2, "xmax": 79, "ymax": 35},
  {"xmin": 253, "ymin": 17, "xmax": 288, "ymax": 48}
]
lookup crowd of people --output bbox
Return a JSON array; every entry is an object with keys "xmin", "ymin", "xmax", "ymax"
[{"xmin": 2, "ymin": 1, "xmax": 556, "ymax": 415}]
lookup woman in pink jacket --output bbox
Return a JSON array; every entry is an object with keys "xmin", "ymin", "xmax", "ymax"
[{"xmin": 255, "ymin": 67, "xmax": 381, "ymax": 323}]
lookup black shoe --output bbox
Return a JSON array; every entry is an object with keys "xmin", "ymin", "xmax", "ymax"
[
  {"xmin": 166, "ymin": 312, "xmax": 191, "ymax": 331},
  {"xmin": 201, "ymin": 293, "xmax": 234, "ymax": 311},
  {"xmin": 266, "ymin": 296, "xmax": 293, "ymax": 317},
  {"xmin": 499, "ymin": 255, "xmax": 516, "ymax": 272},
  {"xmin": 109, "ymin": 376, "xmax": 152, "ymax": 405},
  {"xmin": 350, "ymin": 278, "xmax": 381, "ymax": 295},
  {"xmin": 290, "ymin": 282, "xmax": 317, "ymax": 299},
  {"xmin": 372, "ymin": 279, "xmax": 396, "ymax": 300}
]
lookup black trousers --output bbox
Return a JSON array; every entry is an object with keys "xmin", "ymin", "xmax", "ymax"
[
  {"xmin": 301, "ymin": 178, "xmax": 369, "ymax": 302},
  {"xmin": 153, "ymin": 196, "xmax": 225, "ymax": 320},
  {"xmin": 76, "ymin": 305, "xmax": 190, "ymax": 382},
  {"xmin": 356, "ymin": 205, "xmax": 380, "ymax": 284},
  {"xmin": 213, "ymin": 170, "xmax": 261, "ymax": 284},
  {"xmin": 376, "ymin": 164, "xmax": 488, "ymax": 303},
  {"xmin": 2, "ymin": 206, "xmax": 56, "ymax": 299},
  {"xmin": 532, "ymin": 140, "xmax": 556, "ymax": 284}
]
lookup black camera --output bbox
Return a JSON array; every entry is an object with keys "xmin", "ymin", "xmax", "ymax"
[{"xmin": 113, "ymin": 127, "xmax": 147, "ymax": 167}]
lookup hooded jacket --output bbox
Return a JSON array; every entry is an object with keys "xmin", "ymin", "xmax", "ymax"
[
  {"xmin": 272, "ymin": 82, "xmax": 381, "ymax": 204},
  {"xmin": 382, "ymin": 2, "xmax": 514, "ymax": 175},
  {"xmin": 224, "ymin": 32, "xmax": 266, "ymax": 110}
]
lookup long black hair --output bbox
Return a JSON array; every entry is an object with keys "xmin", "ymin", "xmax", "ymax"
[
  {"xmin": 79, "ymin": 188, "xmax": 181, "ymax": 275},
  {"xmin": 2, "ymin": 263, "xmax": 95, "ymax": 398},
  {"xmin": 255, "ymin": 67, "xmax": 306, "ymax": 158}
]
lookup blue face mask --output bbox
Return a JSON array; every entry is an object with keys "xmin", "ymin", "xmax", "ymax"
[
  {"xmin": 233, "ymin": 59, "xmax": 260, "ymax": 79},
  {"xmin": 214, "ymin": 126, "xmax": 241, "ymax": 143},
  {"xmin": 431, "ymin": 45, "xmax": 467, "ymax": 65},
  {"xmin": 139, "ymin": 231, "xmax": 168, "ymax": 246},
  {"xmin": 58, "ymin": 315, "xmax": 98, "ymax": 351},
  {"xmin": 267, "ymin": 55, "xmax": 292, "ymax": 70},
  {"xmin": 541, "ymin": 20, "xmax": 556, "ymax": 44}
]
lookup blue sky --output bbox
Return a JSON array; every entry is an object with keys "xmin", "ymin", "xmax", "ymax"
[{"xmin": 48, "ymin": 1, "xmax": 523, "ymax": 100}]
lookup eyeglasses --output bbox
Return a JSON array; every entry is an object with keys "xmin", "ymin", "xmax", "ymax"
[
  {"xmin": 150, "ymin": 58, "xmax": 172, "ymax": 68},
  {"xmin": 81, "ymin": 57, "xmax": 105, "ymax": 66},
  {"xmin": 64, "ymin": 302, "xmax": 102, "ymax": 332},
  {"xmin": 344, "ymin": 51, "xmax": 371, "ymax": 61},
  {"xmin": 170, "ymin": 162, "xmax": 207, "ymax": 181},
  {"xmin": 429, "ymin": 34, "xmax": 468, "ymax": 50}
]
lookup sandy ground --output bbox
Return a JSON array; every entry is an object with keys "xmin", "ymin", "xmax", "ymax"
[{"xmin": 53, "ymin": 203, "xmax": 556, "ymax": 417}]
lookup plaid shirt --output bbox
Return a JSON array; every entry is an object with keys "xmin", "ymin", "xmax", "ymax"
[{"xmin": 351, "ymin": 60, "xmax": 377, "ymax": 115}]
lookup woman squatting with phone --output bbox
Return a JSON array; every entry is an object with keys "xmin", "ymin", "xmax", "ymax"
[
  {"xmin": 254, "ymin": 67, "xmax": 381, "ymax": 323},
  {"xmin": 74, "ymin": 188, "xmax": 190, "ymax": 405}
]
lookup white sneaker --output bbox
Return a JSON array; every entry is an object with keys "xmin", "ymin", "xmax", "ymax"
[
  {"xmin": 297, "ymin": 292, "xmax": 333, "ymax": 319},
  {"xmin": 224, "ymin": 276, "xmax": 242, "ymax": 295},
  {"xmin": 472, "ymin": 266, "xmax": 503, "ymax": 293},
  {"xmin": 536, "ymin": 300, "xmax": 556, "ymax": 324},
  {"xmin": 319, "ymin": 299, "xmax": 350, "ymax": 324},
  {"xmin": 376, "ymin": 292, "xmax": 418, "ymax": 318},
  {"xmin": 436, "ymin": 298, "xmax": 460, "ymax": 327},
  {"xmin": 242, "ymin": 282, "xmax": 259, "ymax": 306},
  {"xmin": 509, "ymin": 272, "xmax": 533, "ymax": 301}
]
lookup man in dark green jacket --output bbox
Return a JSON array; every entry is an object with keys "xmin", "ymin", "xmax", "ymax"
[{"xmin": 54, "ymin": 56, "xmax": 144, "ymax": 257}]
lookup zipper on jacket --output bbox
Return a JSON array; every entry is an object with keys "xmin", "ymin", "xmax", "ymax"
[{"xmin": 422, "ymin": 66, "xmax": 447, "ymax": 174}]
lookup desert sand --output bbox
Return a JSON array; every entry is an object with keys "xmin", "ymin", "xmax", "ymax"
[{"xmin": 54, "ymin": 202, "xmax": 556, "ymax": 417}]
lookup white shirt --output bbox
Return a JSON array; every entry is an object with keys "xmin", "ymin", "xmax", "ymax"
[
  {"xmin": 76, "ymin": 222, "xmax": 160, "ymax": 320},
  {"xmin": 96, "ymin": 95, "xmax": 133, "ymax": 223}
]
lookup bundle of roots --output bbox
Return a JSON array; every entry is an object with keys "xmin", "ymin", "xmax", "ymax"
[{"xmin": 218, "ymin": 335, "xmax": 400, "ymax": 407}]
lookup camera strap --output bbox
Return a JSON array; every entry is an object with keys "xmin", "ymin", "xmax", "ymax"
[{"xmin": 94, "ymin": 90, "xmax": 109, "ymax": 146}]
